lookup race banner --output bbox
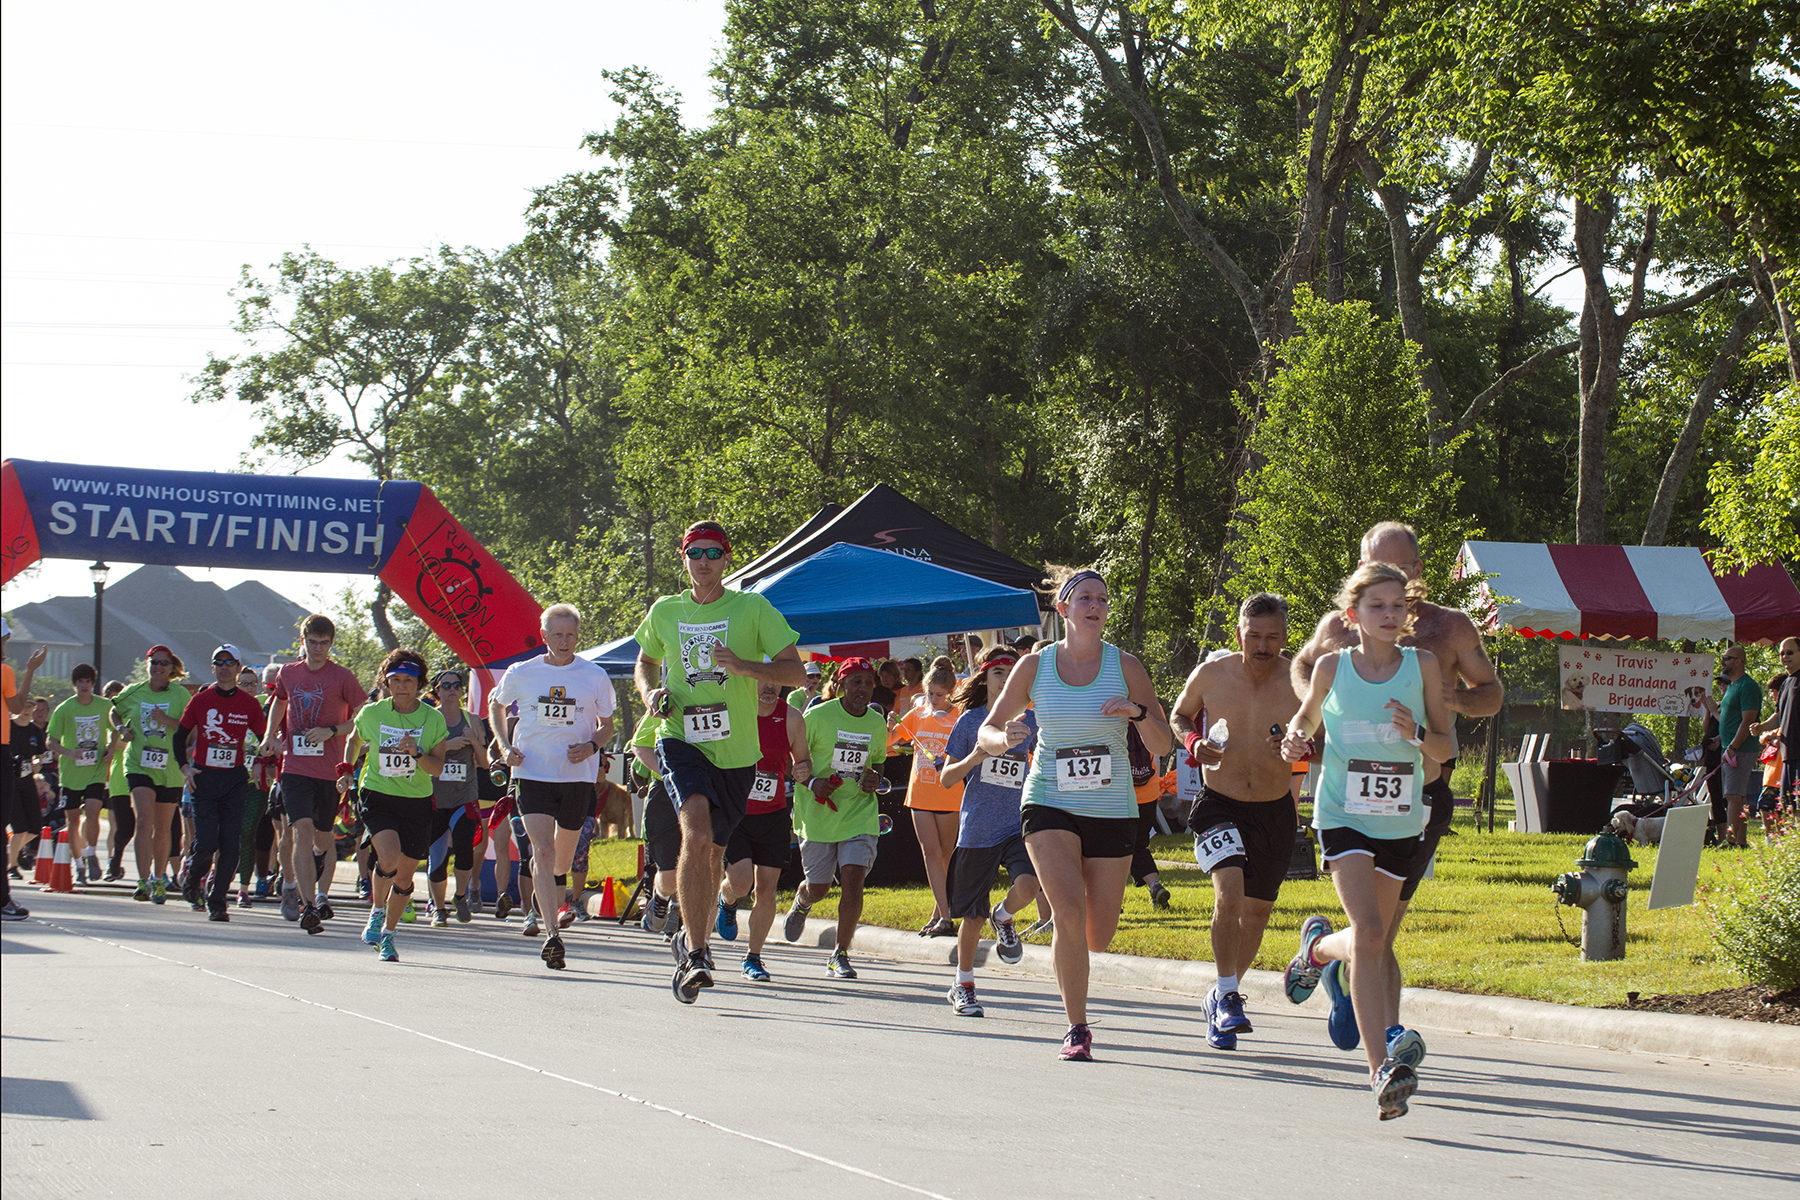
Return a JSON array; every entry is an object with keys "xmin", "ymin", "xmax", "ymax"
[{"xmin": 1558, "ymin": 646, "xmax": 1713, "ymax": 717}]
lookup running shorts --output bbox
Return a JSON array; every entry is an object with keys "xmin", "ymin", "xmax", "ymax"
[
  {"xmin": 655, "ymin": 737, "xmax": 756, "ymax": 848},
  {"xmin": 126, "ymin": 775, "xmax": 185, "ymax": 806},
  {"xmin": 641, "ymin": 778, "xmax": 682, "ymax": 873},
  {"xmin": 1320, "ymin": 825, "xmax": 1420, "ymax": 881},
  {"xmin": 1187, "ymin": 787, "xmax": 1296, "ymax": 903},
  {"xmin": 945, "ymin": 833, "xmax": 1035, "ymax": 920},
  {"xmin": 361, "ymin": 789, "xmax": 434, "ymax": 861},
  {"xmin": 799, "ymin": 833, "xmax": 879, "ymax": 885},
  {"xmin": 1020, "ymin": 804, "xmax": 1135, "ymax": 859},
  {"xmin": 280, "ymin": 774, "xmax": 339, "ymax": 827},
  {"xmin": 61, "ymin": 781, "xmax": 108, "ymax": 810},
  {"xmin": 515, "ymin": 779, "xmax": 592, "ymax": 832},
  {"xmin": 725, "ymin": 807, "xmax": 792, "ymax": 870}
]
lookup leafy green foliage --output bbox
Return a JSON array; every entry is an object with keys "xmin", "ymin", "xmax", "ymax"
[
  {"xmin": 1702, "ymin": 387, "xmax": 1800, "ymax": 569},
  {"xmin": 1701, "ymin": 831, "xmax": 1800, "ymax": 991}
]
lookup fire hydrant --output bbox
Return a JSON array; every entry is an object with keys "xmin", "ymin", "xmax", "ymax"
[{"xmin": 1551, "ymin": 832, "xmax": 1637, "ymax": 961}]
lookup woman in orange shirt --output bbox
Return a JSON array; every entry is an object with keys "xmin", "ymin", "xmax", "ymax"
[{"xmin": 893, "ymin": 659, "xmax": 963, "ymax": 935}]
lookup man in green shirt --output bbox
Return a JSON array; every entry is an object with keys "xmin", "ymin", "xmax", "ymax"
[
  {"xmin": 786, "ymin": 660, "xmax": 822, "ymax": 714},
  {"xmin": 781, "ymin": 657, "xmax": 889, "ymax": 980},
  {"xmin": 112, "ymin": 646, "xmax": 192, "ymax": 901},
  {"xmin": 48, "ymin": 663, "xmax": 113, "ymax": 885},
  {"xmin": 1716, "ymin": 644, "xmax": 1763, "ymax": 849},
  {"xmin": 634, "ymin": 520, "xmax": 806, "ymax": 1004}
]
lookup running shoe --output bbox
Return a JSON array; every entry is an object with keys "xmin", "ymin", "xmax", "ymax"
[
  {"xmin": 1149, "ymin": 881, "xmax": 1173, "ymax": 910},
  {"xmin": 495, "ymin": 893, "xmax": 515, "ymax": 922},
  {"xmin": 237, "ymin": 888, "xmax": 253, "ymax": 910},
  {"xmin": 208, "ymin": 908, "xmax": 229, "ymax": 923},
  {"xmin": 76, "ymin": 860, "xmax": 88, "ymax": 887},
  {"xmin": 1322, "ymin": 960, "xmax": 1360, "ymax": 1051},
  {"xmin": 133, "ymin": 880, "xmax": 151, "ymax": 902},
  {"xmin": 1023, "ymin": 917, "xmax": 1053, "ymax": 939},
  {"xmin": 301, "ymin": 903, "xmax": 323, "ymax": 935},
  {"xmin": 948, "ymin": 982, "xmax": 984, "ymax": 1017},
  {"xmin": 1283, "ymin": 915, "xmax": 1333, "ymax": 1004},
  {"xmin": 716, "ymin": 898, "xmax": 738, "ymax": 942},
  {"xmin": 926, "ymin": 917, "xmax": 955, "ymax": 937},
  {"xmin": 184, "ymin": 883, "xmax": 204, "ymax": 912},
  {"xmin": 1203, "ymin": 987, "xmax": 1236, "ymax": 1050},
  {"xmin": 316, "ymin": 899, "xmax": 335, "ymax": 921},
  {"xmin": 1372, "ymin": 1057, "xmax": 1417, "ymax": 1120},
  {"xmin": 254, "ymin": 875, "xmax": 273, "ymax": 899},
  {"xmin": 541, "ymin": 934, "xmax": 567, "ymax": 971},
  {"xmin": 106, "ymin": 864, "xmax": 125, "ymax": 882},
  {"xmin": 7, "ymin": 866, "xmax": 19, "ymax": 880},
  {"xmin": 741, "ymin": 954, "xmax": 771, "ymax": 982},
  {"xmin": 557, "ymin": 902, "xmax": 577, "ymax": 930},
  {"xmin": 1059, "ymin": 1023, "xmax": 1094, "ymax": 1062},
  {"xmin": 0, "ymin": 899, "xmax": 28, "ymax": 921},
  {"xmin": 782, "ymin": 898, "xmax": 812, "ymax": 943},
  {"xmin": 356, "ymin": 876, "xmax": 372, "ymax": 901},
  {"xmin": 643, "ymin": 894, "xmax": 671, "ymax": 934},
  {"xmin": 454, "ymin": 894, "xmax": 472, "ymax": 924},
  {"xmin": 280, "ymin": 886, "xmax": 301, "ymax": 922},
  {"xmin": 522, "ymin": 910, "xmax": 540, "ymax": 938},
  {"xmin": 1217, "ymin": 989, "xmax": 1253, "ymax": 1035},
  {"xmin": 670, "ymin": 928, "xmax": 691, "ymax": 967},
  {"xmin": 992, "ymin": 911, "xmax": 1023, "ymax": 965},
  {"xmin": 362, "ymin": 905, "xmax": 384, "ymax": 945},
  {"xmin": 827, "ymin": 950, "xmax": 858, "ymax": 980},
  {"xmin": 400, "ymin": 901, "xmax": 415, "ymax": 924},
  {"xmin": 665, "ymin": 900, "xmax": 681, "ymax": 936},
  {"xmin": 1386, "ymin": 1025, "xmax": 1427, "ymax": 1069},
  {"xmin": 150, "ymin": 878, "xmax": 167, "ymax": 905},
  {"xmin": 378, "ymin": 931, "xmax": 399, "ymax": 963},
  {"xmin": 430, "ymin": 905, "xmax": 448, "ymax": 928}
]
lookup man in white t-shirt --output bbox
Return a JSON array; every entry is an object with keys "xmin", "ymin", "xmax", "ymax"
[{"xmin": 489, "ymin": 604, "xmax": 617, "ymax": 971}]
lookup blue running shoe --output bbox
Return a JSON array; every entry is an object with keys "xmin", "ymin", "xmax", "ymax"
[
  {"xmin": 1203, "ymin": 986, "xmax": 1237, "ymax": 1050},
  {"xmin": 1216, "ymin": 990, "xmax": 1253, "ymax": 1035},
  {"xmin": 1323, "ymin": 960, "xmax": 1360, "ymax": 1051},
  {"xmin": 362, "ymin": 906, "xmax": 384, "ymax": 946},
  {"xmin": 716, "ymin": 898, "xmax": 738, "ymax": 942},
  {"xmin": 741, "ymin": 954, "xmax": 771, "ymax": 982},
  {"xmin": 1386, "ymin": 1025, "xmax": 1426, "ymax": 1068},
  {"xmin": 378, "ymin": 931, "xmax": 399, "ymax": 963},
  {"xmin": 1283, "ymin": 915, "xmax": 1332, "ymax": 1004}
]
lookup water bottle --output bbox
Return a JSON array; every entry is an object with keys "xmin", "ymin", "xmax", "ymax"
[{"xmin": 1207, "ymin": 718, "xmax": 1230, "ymax": 750}]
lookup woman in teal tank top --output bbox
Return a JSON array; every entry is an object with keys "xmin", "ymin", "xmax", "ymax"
[
  {"xmin": 1279, "ymin": 563, "xmax": 1456, "ymax": 1119},
  {"xmin": 979, "ymin": 567, "xmax": 1170, "ymax": 1062}
]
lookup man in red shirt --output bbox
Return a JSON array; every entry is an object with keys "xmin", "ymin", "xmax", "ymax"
[
  {"xmin": 258, "ymin": 614, "xmax": 366, "ymax": 933},
  {"xmin": 175, "ymin": 645, "xmax": 269, "ymax": 921}
]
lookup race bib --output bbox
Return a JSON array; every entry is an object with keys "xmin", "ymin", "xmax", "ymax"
[
  {"xmin": 440, "ymin": 760, "xmax": 467, "ymax": 783},
  {"xmin": 379, "ymin": 751, "xmax": 413, "ymax": 778},
  {"xmin": 76, "ymin": 748, "xmax": 99, "ymax": 768},
  {"xmin": 206, "ymin": 744, "xmax": 237, "ymax": 769},
  {"xmin": 537, "ymin": 698, "xmax": 576, "ymax": 727},
  {"xmin": 290, "ymin": 734, "xmax": 324, "ymax": 757},
  {"xmin": 749, "ymin": 771, "xmax": 781, "ymax": 803},
  {"xmin": 1055, "ymin": 744, "xmax": 1111, "ymax": 792},
  {"xmin": 1193, "ymin": 822, "xmax": 1246, "ymax": 871},
  {"xmin": 139, "ymin": 747, "xmax": 168, "ymax": 772},
  {"xmin": 1344, "ymin": 758, "xmax": 1414, "ymax": 816},
  {"xmin": 832, "ymin": 731, "xmax": 872, "ymax": 775},
  {"xmin": 683, "ymin": 703, "xmax": 730, "ymax": 744},
  {"xmin": 981, "ymin": 753, "xmax": 1027, "ymax": 789}
]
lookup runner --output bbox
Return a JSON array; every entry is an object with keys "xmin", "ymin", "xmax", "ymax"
[
  {"xmin": 634, "ymin": 520, "xmax": 804, "ymax": 1003},
  {"xmin": 938, "ymin": 645, "xmax": 1040, "ymax": 1017},
  {"xmin": 241, "ymin": 664, "xmax": 285, "ymax": 905},
  {"xmin": 345, "ymin": 649, "xmax": 449, "ymax": 961},
  {"xmin": 172, "ymin": 645, "xmax": 270, "ymax": 922},
  {"xmin": 488, "ymin": 604, "xmax": 617, "ymax": 971},
  {"xmin": 99, "ymin": 680, "xmax": 135, "ymax": 883},
  {"xmin": 976, "ymin": 567, "xmax": 1170, "ymax": 1061},
  {"xmin": 1280, "ymin": 562, "xmax": 1457, "ymax": 1119},
  {"xmin": 716, "ymin": 679, "xmax": 808, "ymax": 981},
  {"xmin": 47, "ymin": 664, "xmax": 114, "ymax": 887},
  {"xmin": 1169, "ymin": 593, "xmax": 1304, "ymax": 1050},
  {"xmin": 1126, "ymin": 710, "xmax": 1173, "ymax": 911},
  {"xmin": 781, "ymin": 657, "xmax": 888, "ymax": 979},
  {"xmin": 1292, "ymin": 522, "xmax": 1502, "ymax": 1055},
  {"xmin": 425, "ymin": 670, "xmax": 487, "ymax": 925},
  {"xmin": 631, "ymin": 712, "xmax": 683, "ymax": 937},
  {"xmin": 891, "ymin": 658, "xmax": 963, "ymax": 935},
  {"xmin": 1, "ymin": 622, "xmax": 46, "ymax": 922},
  {"xmin": 786, "ymin": 660, "xmax": 823, "ymax": 714},
  {"xmin": 260, "ymin": 614, "xmax": 367, "ymax": 934}
]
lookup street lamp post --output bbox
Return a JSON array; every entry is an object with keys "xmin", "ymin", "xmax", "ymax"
[{"xmin": 90, "ymin": 561, "xmax": 110, "ymax": 679}]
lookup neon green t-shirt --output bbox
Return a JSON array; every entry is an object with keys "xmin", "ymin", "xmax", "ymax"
[
  {"xmin": 111, "ymin": 681, "xmax": 191, "ymax": 789},
  {"xmin": 630, "ymin": 712, "xmax": 657, "ymax": 783},
  {"xmin": 633, "ymin": 588, "xmax": 799, "ymax": 769},
  {"xmin": 354, "ymin": 699, "xmax": 447, "ymax": 800},
  {"xmin": 795, "ymin": 699, "xmax": 889, "ymax": 843},
  {"xmin": 49, "ymin": 694, "xmax": 113, "ymax": 791}
]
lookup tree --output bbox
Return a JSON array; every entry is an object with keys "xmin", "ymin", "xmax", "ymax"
[{"xmin": 1701, "ymin": 387, "xmax": 1800, "ymax": 569}]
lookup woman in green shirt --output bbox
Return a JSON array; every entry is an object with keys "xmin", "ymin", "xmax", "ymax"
[
  {"xmin": 111, "ymin": 646, "xmax": 191, "ymax": 903},
  {"xmin": 342, "ymin": 649, "xmax": 448, "ymax": 963}
]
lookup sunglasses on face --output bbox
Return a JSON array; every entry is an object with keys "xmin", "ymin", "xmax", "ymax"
[
  {"xmin": 214, "ymin": 659, "xmax": 238, "ymax": 667},
  {"xmin": 148, "ymin": 659, "xmax": 172, "ymax": 667},
  {"xmin": 438, "ymin": 681, "xmax": 462, "ymax": 691},
  {"xmin": 685, "ymin": 547, "xmax": 725, "ymax": 560}
]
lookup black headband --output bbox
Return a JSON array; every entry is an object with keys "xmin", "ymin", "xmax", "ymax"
[{"xmin": 1056, "ymin": 570, "xmax": 1105, "ymax": 605}]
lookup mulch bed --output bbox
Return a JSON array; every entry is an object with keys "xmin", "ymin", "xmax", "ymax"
[{"xmin": 1609, "ymin": 984, "xmax": 1800, "ymax": 1024}]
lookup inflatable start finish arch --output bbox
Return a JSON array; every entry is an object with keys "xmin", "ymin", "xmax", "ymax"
[{"xmin": 1, "ymin": 458, "xmax": 546, "ymax": 699}]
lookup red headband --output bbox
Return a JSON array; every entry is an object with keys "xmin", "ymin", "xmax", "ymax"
[
  {"xmin": 145, "ymin": 645, "xmax": 172, "ymax": 660},
  {"xmin": 982, "ymin": 654, "xmax": 1018, "ymax": 670},
  {"xmin": 681, "ymin": 527, "xmax": 731, "ymax": 556},
  {"xmin": 838, "ymin": 657, "xmax": 875, "ymax": 677}
]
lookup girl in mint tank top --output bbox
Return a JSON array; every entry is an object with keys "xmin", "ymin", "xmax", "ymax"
[{"xmin": 1021, "ymin": 643, "xmax": 1136, "ymax": 818}]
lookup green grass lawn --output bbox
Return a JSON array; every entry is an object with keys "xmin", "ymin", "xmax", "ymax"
[{"xmin": 582, "ymin": 804, "xmax": 1760, "ymax": 1009}]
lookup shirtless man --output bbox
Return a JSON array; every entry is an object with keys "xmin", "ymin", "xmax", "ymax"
[
  {"xmin": 1292, "ymin": 520, "xmax": 1502, "ymax": 1051},
  {"xmin": 1170, "ymin": 593, "xmax": 1305, "ymax": 1050}
]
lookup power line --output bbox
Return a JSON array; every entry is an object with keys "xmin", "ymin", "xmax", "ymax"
[
  {"xmin": 2, "ymin": 231, "xmax": 436, "ymax": 250},
  {"xmin": 3, "ymin": 120, "xmax": 590, "ymax": 153}
]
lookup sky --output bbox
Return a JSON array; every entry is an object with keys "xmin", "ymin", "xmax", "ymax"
[{"xmin": 1, "ymin": 0, "xmax": 727, "ymax": 613}]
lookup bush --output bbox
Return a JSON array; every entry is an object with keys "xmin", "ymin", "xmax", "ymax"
[{"xmin": 1700, "ymin": 834, "xmax": 1800, "ymax": 991}]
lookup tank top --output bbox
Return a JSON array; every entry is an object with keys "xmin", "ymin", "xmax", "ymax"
[
  {"xmin": 1021, "ymin": 642, "xmax": 1135, "ymax": 819},
  {"xmin": 748, "ymin": 700, "xmax": 792, "ymax": 815},
  {"xmin": 432, "ymin": 709, "xmax": 479, "ymax": 810},
  {"xmin": 1314, "ymin": 646, "xmax": 1427, "ymax": 839}
]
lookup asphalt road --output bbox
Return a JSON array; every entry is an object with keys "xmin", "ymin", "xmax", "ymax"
[{"xmin": 4, "ymin": 883, "xmax": 1796, "ymax": 1200}]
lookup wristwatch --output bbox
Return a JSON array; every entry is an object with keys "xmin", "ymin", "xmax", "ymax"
[{"xmin": 1405, "ymin": 728, "xmax": 1426, "ymax": 748}]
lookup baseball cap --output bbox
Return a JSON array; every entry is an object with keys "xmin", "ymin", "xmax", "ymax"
[
  {"xmin": 804, "ymin": 661, "xmax": 821, "ymax": 677},
  {"xmin": 212, "ymin": 644, "xmax": 243, "ymax": 665},
  {"xmin": 838, "ymin": 656, "xmax": 876, "ymax": 678}
]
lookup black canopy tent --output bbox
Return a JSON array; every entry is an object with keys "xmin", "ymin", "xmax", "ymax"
[{"xmin": 725, "ymin": 483, "xmax": 1045, "ymax": 594}]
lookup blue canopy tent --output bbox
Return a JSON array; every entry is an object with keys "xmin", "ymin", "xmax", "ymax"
[{"xmin": 578, "ymin": 632, "xmax": 642, "ymax": 676}]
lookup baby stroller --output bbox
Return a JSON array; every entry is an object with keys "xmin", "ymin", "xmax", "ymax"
[{"xmin": 1595, "ymin": 724, "xmax": 1713, "ymax": 845}]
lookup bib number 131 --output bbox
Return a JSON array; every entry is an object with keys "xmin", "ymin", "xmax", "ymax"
[{"xmin": 1055, "ymin": 744, "xmax": 1111, "ymax": 792}]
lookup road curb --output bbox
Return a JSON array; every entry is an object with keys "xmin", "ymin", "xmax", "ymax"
[{"xmin": 791, "ymin": 918, "xmax": 1800, "ymax": 1071}]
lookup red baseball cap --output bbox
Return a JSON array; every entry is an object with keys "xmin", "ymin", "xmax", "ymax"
[{"xmin": 837, "ymin": 657, "xmax": 876, "ymax": 678}]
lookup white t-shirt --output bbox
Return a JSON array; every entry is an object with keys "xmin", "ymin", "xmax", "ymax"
[{"xmin": 491, "ymin": 655, "xmax": 618, "ymax": 785}]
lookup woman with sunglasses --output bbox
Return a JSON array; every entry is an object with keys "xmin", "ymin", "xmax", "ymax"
[
  {"xmin": 112, "ymin": 646, "xmax": 190, "ymax": 903},
  {"xmin": 346, "ymin": 650, "xmax": 449, "ymax": 962},
  {"xmin": 425, "ymin": 670, "xmax": 488, "ymax": 925},
  {"xmin": 978, "ymin": 567, "xmax": 1170, "ymax": 1061}
]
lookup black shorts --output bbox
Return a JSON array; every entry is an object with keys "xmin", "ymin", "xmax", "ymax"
[
  {"xmin": 725, "ymin": 807, "xmax": 792, "ymax": 870},
  {"xmin": 946, "ymin": 834, "xmax": 1036, "ymax": 920},
  {"xmin": 281, "ymin": 774, "xmax": 339, "ymax": 827},
  {"xmin": 1422, "ymin": 775, "xmax": 1455, "ymax": 835},
  {"xmin": 1020, "ymin": 804, "xmax": 1136, "ymax": 859},
  {"xmin": 126, "ymin": 775, "xmax": 185, "ymax": 805},
  {"xmin": 515, "ymin": 779, "xmax": 593, "ymax": 832},
  {"xmin": 61, "ymin": 781, "xmax": 108, "ymax": 811},
  {"xmin": 1320, "ymin": 825, "xmax": 1421, "ymax": 881},
  {"xmin": 1187, "ymin": 787, "xmax": 1297, "ymax": 903},
  {"xmin": 655, "ymin": 738, "xmax": 756, "ymax": 848},
  {"xmin": 360, "ymin": 789, "xmax": 434, "ymax": 861},
  {"xmin": 7, "ymin": 768, "xmax": 42, "ymax": 835},
  {"xmin": 641, "ymin": 779, "xmax": 682, "ymax": 873}
]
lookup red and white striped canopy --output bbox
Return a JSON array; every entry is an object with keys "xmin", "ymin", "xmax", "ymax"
[{"xmin": 1458, "ymin": 541, "xmax": 1800, "ymax": 643}]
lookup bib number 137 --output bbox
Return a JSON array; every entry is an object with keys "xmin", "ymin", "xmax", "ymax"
[{"xmin": 1055, "ymin": 745, "xmax": 1111, "ymax": 792}]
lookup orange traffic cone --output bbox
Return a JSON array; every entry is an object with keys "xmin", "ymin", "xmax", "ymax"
[
  {"xmin": 44, "ymin": 829, "xmax": 76, "ymax": 893},
  {"xmin": 598, "ymin": 875, "xmax": 618, "ymax": 919},
  {"xmin": 32, "ymin": 826, "xmax": 54, "ymax": 885}
]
